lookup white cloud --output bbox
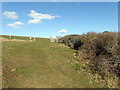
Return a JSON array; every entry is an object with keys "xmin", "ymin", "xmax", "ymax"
[
  {"xmin": 52, "ymin": 0, "xmax": 57, "ymax": 2},
  {"xmin": 28, "ymin": 19, "xmax": 42, "ymax": 24},
  {"xmin": 58, "ymin": 29, "xmax": 68, "ymax": 33},
  {"xmin": 3, "ymin": 11, "xmax": 18, "ymax": 19},
  {"xmin": 7, "ymin": 22, "xmax": 24, "ymax": 29},
  {"xmin": 28, "ymin": 10, "xmax": 57, "ymax": 24}
]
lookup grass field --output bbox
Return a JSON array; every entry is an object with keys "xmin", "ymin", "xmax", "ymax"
[{"xmin": 2, "ymin": 37, "xmax": 104, "ymax": 88}]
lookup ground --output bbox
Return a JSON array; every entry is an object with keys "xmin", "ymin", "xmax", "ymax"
[{"xmin": 2, "ymin": 38, "xmax": 104, "ymax": 88}]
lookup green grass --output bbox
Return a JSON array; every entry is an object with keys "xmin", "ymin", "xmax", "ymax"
[{"xmin": 2, "ymin": 38, "xmax": 104, "ymax": 88}]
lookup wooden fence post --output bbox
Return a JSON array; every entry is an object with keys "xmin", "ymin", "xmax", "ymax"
[
  {"xmin": 9, "ymin": 35, "xmax": 12, "ymax": 40},
  {"xmin": 34, "ymin": 37, "xmax": 35, "ymax": 41},
  {"xmin": 30, "ymin": 37, "xmax": 32, "ymax": 40}
]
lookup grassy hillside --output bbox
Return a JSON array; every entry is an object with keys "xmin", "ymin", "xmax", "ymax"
[{"xmin": 2, "ymin": 37, "xmax": 104, "ymax": 88}]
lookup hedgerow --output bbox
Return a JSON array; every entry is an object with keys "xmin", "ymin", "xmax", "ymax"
[{"xmin": 58, "ymin": 31, "xmax": 120, "ymax": 88}]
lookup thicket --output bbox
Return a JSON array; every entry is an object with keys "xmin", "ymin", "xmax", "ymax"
[{"xmin": 58, "ymin": 32, "xmax": 120, "ymax": 88}]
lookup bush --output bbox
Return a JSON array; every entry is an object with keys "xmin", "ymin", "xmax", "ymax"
[
  {"xmin": 59, "ymin": 34, "xmax": 82, "ymax": 49},
  {"xmin": 58, "ymin": 32, "xmax": 120, "ymax": 88},
  {"xmin": 79, "ymin": 32, "xmax": 119, "ymax": 87}
]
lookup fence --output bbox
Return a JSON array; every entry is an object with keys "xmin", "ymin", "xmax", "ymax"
[{"xmin": 0, "ymin": 35, "xmax": 38, "ymax": 41}]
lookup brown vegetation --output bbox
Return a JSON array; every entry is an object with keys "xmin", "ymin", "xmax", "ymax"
[{"xmin": 58, "ymin": 32, "xmax": 120, "ymax": 88}]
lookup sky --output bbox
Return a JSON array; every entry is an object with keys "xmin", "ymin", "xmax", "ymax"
[
  {"xmin": 1, "ymin": 0, "xmax": 120, "ymax": 2},
  {"xmin": 2, "ymin": 2, "xmax": 118, "ymax": 38}
]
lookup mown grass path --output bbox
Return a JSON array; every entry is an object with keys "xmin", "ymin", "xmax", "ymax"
[{"xmin": 2, "ymin": 39, "xmax": 103, "ymax": 88}]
